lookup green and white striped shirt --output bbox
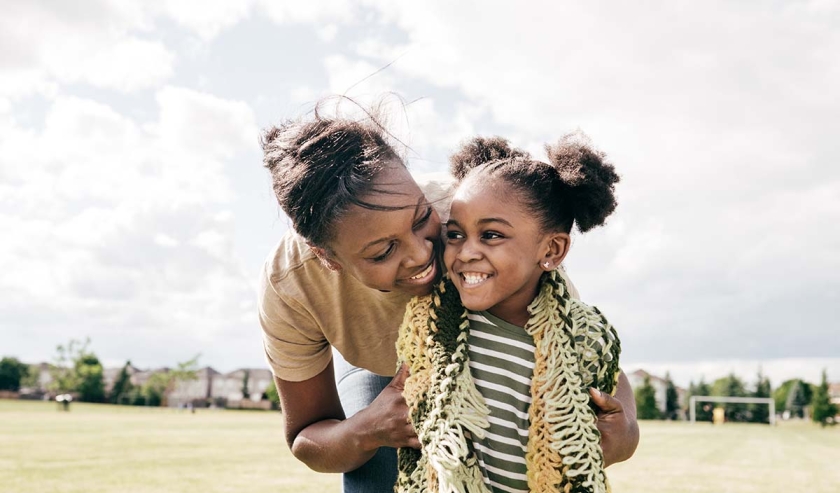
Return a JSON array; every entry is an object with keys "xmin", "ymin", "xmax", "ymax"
[{"xmin": 467, "ymin": 311, "xmax": 535, "ymax": 493}]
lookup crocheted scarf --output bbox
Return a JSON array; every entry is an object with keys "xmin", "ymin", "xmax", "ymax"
[{"xmin": 395, "ymin": 270, "xmax": 621, "ymax": 493}]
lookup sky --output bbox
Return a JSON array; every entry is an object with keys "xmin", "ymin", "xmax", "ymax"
[{"xmin": 1, "ymin": 0, "xmax": 838, "ymax": 388}]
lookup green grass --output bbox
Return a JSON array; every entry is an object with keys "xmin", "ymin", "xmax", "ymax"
[{"xmin": 2, "ymin": 399, "xmax": 838, "ymax": 493}]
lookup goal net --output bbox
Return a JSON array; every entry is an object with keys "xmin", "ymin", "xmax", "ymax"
[{"xmin": 689, "ymin": 396, "xmax": 776, "ymax": 424}]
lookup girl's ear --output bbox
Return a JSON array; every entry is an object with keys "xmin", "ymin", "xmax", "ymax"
[
  {"xmin": 309, "ymin": 245, "xmax": 342, "ymax": 272},
  {"xmin": 540, "ymin": 232, "xmax": 571, "ymax": 271}
]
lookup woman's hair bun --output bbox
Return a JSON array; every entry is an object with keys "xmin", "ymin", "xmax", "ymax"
[
  {"xmin": 449, "ymin": 136, "xmax": 529, "ymax": 180},
  {"xmin": 545, "ymin": 132, "xmax": 620, "ymax": 232}
]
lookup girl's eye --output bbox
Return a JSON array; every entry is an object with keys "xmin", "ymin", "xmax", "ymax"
[
  {"xmin": 371, "ymin": 243, "xmax": 396, "ymax": 263},
  {"xmin": 412, "ymin": 206, "xmax": 433, "ymax": 230},
  {"xmin": 446, "ymin": 231, "xmax": 464, "ymax": 241},
  {"xmin": 482, "ymin": 231, "xmax": 504, "ymax": 240}
]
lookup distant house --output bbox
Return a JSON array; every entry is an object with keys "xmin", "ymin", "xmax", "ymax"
[
  {"xmin": 627, "ymin": 369, "xmax": 687, "ymax": 416},
  {"xmin": 829, "ymin": 382, "xmax": 840, "ymax": 406},
  {"xmin": 210, "ymin": 369, "xmax": 274, "ymax": 409},
  {"xmin": 166, "ymin": 367, "xmax": 274, "ymax": 409}
]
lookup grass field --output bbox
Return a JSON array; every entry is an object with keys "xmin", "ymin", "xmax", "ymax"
[{"xmin": 2, "ymin": 399, "xmax": 838, "ymax": 493}]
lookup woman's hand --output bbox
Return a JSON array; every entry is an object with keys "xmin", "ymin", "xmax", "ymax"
[
  {"xmin": 361, "ymin": 364, "xmax": 421, "ymax": 450},
  {"xmin": 276, "ymin": 361, "xmax": 419, "ymax": 474},
  {"xmin": 590, "ymin": 371, "xmax": 639, "ymax": 467}
]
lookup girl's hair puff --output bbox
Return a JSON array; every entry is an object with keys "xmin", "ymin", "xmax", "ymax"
[
  {"xmin": 261, "ymin": 102, "xmax": 404, "ymax": 247},
  {"xmin": 449, "ymin": 132, "xmax": 619, "ymax": 234}
]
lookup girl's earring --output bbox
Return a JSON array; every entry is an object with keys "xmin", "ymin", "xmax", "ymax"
[{"xmin": 543, "ymin": 261, "xmax": 552, "ymax": 270}]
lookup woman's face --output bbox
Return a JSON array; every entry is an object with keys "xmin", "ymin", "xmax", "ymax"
[{"xmin": 325, "ymin": 162, "xmax": 443, "ymax": 297}]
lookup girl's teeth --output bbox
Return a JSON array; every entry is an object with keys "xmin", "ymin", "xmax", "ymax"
[{"xmin": 462, "ymin": 273, "xmax": 489, "ymax": 285}]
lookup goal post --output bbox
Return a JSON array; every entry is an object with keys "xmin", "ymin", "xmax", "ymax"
[{"xmin": 689, "ymin": 396, "xmax": 776, "ymax": 425}]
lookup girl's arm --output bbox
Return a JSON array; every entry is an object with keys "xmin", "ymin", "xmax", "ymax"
[
  {"xmin": 276, "ymin": 361, "xmax": 420, "ymax": 473},
  {"xmin": 590, "ymin": 371, "xmax": 639, "ymax": 467}
]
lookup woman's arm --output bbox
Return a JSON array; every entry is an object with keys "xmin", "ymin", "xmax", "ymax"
[
  {"xmin": 590, "ymin": 371, "xmax": 639, "ymax": 467},
  {"xmin": 276, "ymin": 361, "xmax": 420, "ymax": 473}
]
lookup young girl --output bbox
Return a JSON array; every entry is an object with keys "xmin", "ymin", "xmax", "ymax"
[{"xmin": 396, "ymin": 134, "xmax": 623, "ymax": 493}]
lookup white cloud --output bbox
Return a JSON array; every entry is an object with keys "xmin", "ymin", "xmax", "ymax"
[
  {"xmin": 257, "ymin": 0, "xmax": 357, "ymax": 24},
  {"xmin": 0, "ymin": 1, "xmax": 174, "ymax": 97},
  {"xmin": 155, "ymin": 86, "xmax": 258, "ymax": 160},
  {"xmin": 154, "ymin": 0, "xmax": 254, "ymax": 41},
  {"xmin": 0, "ymin": 85, "xmax": 260, "ymax": 368}
]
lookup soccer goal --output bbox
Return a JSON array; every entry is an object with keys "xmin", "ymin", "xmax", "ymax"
[{"xmin": 689, "ymin": 396, "xmax": 776, "ymax": 425}]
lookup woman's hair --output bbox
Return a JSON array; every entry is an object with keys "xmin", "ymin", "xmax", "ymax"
[
  {"xmin": 449, "ymin": 132, "xmax": 619, "ymax": 233},
  {"xmin": 261, "ymin": 110, "xmax": 404, "ymax": 247}
]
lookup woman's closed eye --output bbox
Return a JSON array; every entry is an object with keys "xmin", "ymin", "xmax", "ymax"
[
  {"xmin": 412, "ymin": 206, "xmax": 433, "ymax": 230},
  {"xmin": 370, "ymin": 242, "xmax": 396, "ymax": 263}
]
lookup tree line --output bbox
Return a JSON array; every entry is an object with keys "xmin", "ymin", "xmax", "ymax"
[
  {"xmin": 0, "ymin": 338, "xmax": 201, "ymax": 407},
  {"xmin": 633, "ymin": 369, "xmax": 838, "ymax": 427}
]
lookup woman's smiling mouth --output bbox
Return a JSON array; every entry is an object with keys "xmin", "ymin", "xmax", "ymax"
[{"xmin": 403, "ymin": 258, "xmax": 437, "ymax": 284}]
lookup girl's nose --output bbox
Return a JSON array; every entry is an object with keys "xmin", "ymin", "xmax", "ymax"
[{"xmin": 456, "ymin": 239, "xmax": 482, "ymax": 263}]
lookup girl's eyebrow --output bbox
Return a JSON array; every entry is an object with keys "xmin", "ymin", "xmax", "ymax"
[
  {"xmin": 445, "ymin": 217, "xmax": 513, "ymax": 228},
  {"xmin": 477, "ymin": 217, "xmax": 513, "ymax": 227}
]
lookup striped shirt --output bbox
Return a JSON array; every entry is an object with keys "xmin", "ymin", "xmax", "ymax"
[{"xmin": 467, "ymin": 311, "xmax": 535, "ymax": 493}]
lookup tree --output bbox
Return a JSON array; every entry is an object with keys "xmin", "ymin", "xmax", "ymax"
[
  {"xmin": 241, "ymin": 370, "xmax": 251, "ymax": 400},
  {"xmin": 0, "ymin": 357, "xmax": 30, "ymax": 391},
  {"xmin": 48, "ymin": 339, "xmax": 85, "ymax": 393},
  {"xmin": 265, "ymin": 379, "xmax": 280, "ymax": 411},
  {"xmin": 811, "ymin": 369, "xmax": 838, "ymax": 427},
  {"xmin": 783, "ymin": 379, "xmax": 813, "ymax": 418},
  {"xmin": 140, "ymin": 355, "xmax": 200, "ymax": 407},
  {"xmin": 711, "ymin": 373, "xmax": 748, "ymax": 422},
  {"xmin": 635, "ymin": 375, "xmax": 660, "ymax": 420},
  {"xmin": 20, "ymin": 364, "xmax": 41, "ymax": 390},
  {"xmin": 109, "ymin": 361, "xmax": 134, "ymax": 405},
  {"xmin": 750, "ymin": 369, "xmax": 772, "ymax": 423},
  {"xmin": 47, "ymin": 338, "xmax": 106, "ymax": 402},
  {"xmin": 687, "ymin": 379, "xmax": 713, "ymax": 422},
  {"xmin": 664, "ymin": 372, "xmax": 680, "ymax": 420},
  {"xmin": 75, "ymin": 353, "xmax": 106, "ymax": 402}
]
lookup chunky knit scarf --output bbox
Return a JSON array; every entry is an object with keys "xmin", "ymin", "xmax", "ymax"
[{"xmin": 395, "ymin": 270, "xmax": 621, "ymax": 493}]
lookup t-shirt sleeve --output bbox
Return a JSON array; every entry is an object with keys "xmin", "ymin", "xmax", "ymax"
[{"xmin": 258, "ymin": 262, "xmax": 332, "ymax": 382}]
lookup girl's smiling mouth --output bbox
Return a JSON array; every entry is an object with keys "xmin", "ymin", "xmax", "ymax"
[{"xmin": 459, "ymin": 271, "xmax": 492, "ymax": 287}]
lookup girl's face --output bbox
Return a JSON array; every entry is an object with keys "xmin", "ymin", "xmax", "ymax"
[
  {"xmin": 325, "ymin": 162, "xmax": 443, "ymax": 297},
  {"xmin": 444, "ymin": 176, "xmax": 559, "ymax": 326}
]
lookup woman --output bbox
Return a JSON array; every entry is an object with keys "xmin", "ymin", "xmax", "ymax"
[{"xmin": 258, "ymin": 111, "xmax": 639, "ymax": 493}]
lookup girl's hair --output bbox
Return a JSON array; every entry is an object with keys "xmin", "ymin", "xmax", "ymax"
[
  {"xmin": 449, "ymin": 132, "xmax": 619, "ymax": 233},
  {"xmin": 261, "ymin": 110, "xmax": 404, "ymax": 247}
]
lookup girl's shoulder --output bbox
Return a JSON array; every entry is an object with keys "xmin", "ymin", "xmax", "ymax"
[{"xmin": 566, "ymin": 298, "xmax": 622, "ymax": 395}]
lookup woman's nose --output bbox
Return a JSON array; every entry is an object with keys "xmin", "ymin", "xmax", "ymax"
[{"xmin": 405, "ymin": 233, "xmax": 432, "ymax": 268}]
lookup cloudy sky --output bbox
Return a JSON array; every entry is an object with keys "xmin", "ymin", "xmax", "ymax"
[{"xmin": 2, "ymin": 0, "xmax": 838, "ymax": 388}]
